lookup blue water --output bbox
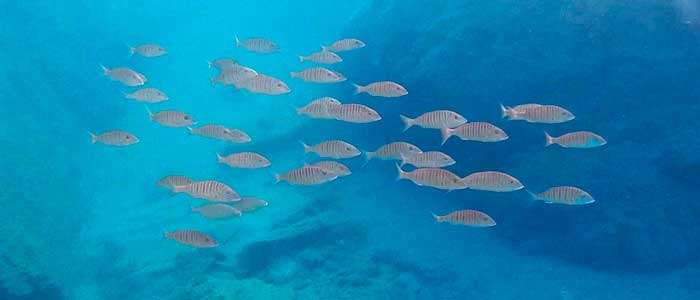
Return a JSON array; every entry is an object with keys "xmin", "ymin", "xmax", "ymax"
[{"xmin": 2, "ymin": 0, "xmax": 700, "ymax": 299}]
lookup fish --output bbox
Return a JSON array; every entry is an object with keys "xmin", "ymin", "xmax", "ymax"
[
  {"xmin": 400, "ymin": 151, "xmax": 455, "ymax": 168},
  {"xmin": 353, "ymin": 81, "xmax": 407, "ymax": 97},
  {"xmin": 172, "ymin": 180, "xmax": 241, "ymax": 202},
  {"xmin": 89, "ymin": 130, "xmax": 138, "ymax": 146},
  {"xmin": 208, "ymin": 58, "xmax": 238, "ymax": 70},
  {"xmin": 157, "ymin": 175, "xmax": 193, "ymax": 191},
  {"xmin": 432, "ymin": 210, "xmax": 496, "ymax": 227},
  {"xmin": 235, "ymin": 74, "xmax": 290, "ymax": 95},
  {"xmin": 123, "ymin": 88, "xmax": 169, "ymax": 103},
  {"xmin": 365, "ymin": 142, "xmax": 422, "ymax": 161},
  {"xmin": 400, "ymin": 110, "xmax": 467, "ymax": 131},
  {"xmin": 235, "ymin": 36, "xmax": 279, "ymax": 53},
  {"xmin": 231, "ymin": 197, "xmax": 269, "ymax": 212},
  {"xmin": 188, "ymin": 125, "xmax": 251, "ymax": 143},
  {"xmin": 301, "ymin": 140, "xmax": 361, "ymax": 159},
  {"xmin": 305, "ymin": 161, "xmax": 352, "ymax": 177},
  {"xmin": 529, "ymin": 186, "xmax": 595, "ymax": 205},
  {"xmin": 100, "ymin": 65, "xmax": 145, "ymax": 86},
  {"xmin": 504, "ymin": 104, "xmax": 574, "ymax": 123},
  {"xmin": 327, "ymin": 104, "xmax": 382, "ymax": 123},
  {"xmin": 296, "ymin": 97, "xmax": 342, "ymax": 119},
  {"xmin": 500, "ymin": 103, "xmax": 541, "ymax": 119},
  {"xmin": 462, "ymin": 171, "xmax": 524, "ymax": 192},
  {"xmin": 128, "ymin": 43, "xmax": 166, "ymax": 57},
  {"xmin": 211, "ymin": 65, "xmax": 258, "ymax": 86},
  {"xmin": 396, "ymin": 164, "xmax": 466, "ymax": 191},
  {"xmin": 217, "ymin": 152, "xmax": 271, "ymax": 169},
  {"xmin": 299, "ymin": 48, "xmax": 343, "ymax": 64},
  {"xmin": 147, "ymin": 108, "xmax": 195, "ymax": 128},
  {"xmin": 322, "ymin": 38, "xmax": 366, "ymax": 52},
  {"xmin": 164, "ymin": 230, "xmax": 218, "ymax": 248},
  {"xmin": 275, "ymin": 166, "xmax": 338, "ymax": 185},
  {"xmin": 290, "ymin": 67, "xmax": 343, "ymax": 83},
  {"xmin": 192, "ymin": 204, "xmax": 242, "ymax": 219},
  {"xmin": 545, "ymin": 131, "xmax": 607, "ymax": 148},
  {"xmin": 440, "ymin": 122, "xmax": 508, "ymax": 145}
]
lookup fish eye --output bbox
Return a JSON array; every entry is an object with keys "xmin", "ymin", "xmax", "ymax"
[
  {"xmin": 494, "ymin": 130, "xmax": 500, "ymax": 134},
  {"xmin": 454, "ymin": 116, "xmax": 459, "ymax": 119},
  {"xmin": 346, "ymin": 147, "xmax": 351, "ymax": 151},
  {"xmin": 125, "ymin": 136, "xmax": 130, "ymax": 139},
  {"xmin": 184, "ymin": 116, "xmax": 189, "ymax": 120}
]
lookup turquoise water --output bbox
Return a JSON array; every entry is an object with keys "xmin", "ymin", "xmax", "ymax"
[{"xmin": 2, "ymin": 1, "xmax": 700, "ymax": 299}]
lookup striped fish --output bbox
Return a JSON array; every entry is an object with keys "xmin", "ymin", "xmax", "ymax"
[
  {"xmin": 509, "ymin": 104, "xmax": 574, "ymax": 123},
  {"xmin": 301, "ymin": 140, "xmax": 361, "ymax": 159},
  {"xmin": 353, "ymin": 81, "xmax": 408, "ymax": 97},
  {"xmin": 129, "ymin": 43, "xmax": 166, "ymax": 57},
  {"xmin": 396, "ymin": 165, "xmax": 466, "ymax": 191},
  {"xmin": 173, "ymin": 180, "xmax": 241, "ymax": 202},
  {"xmin": 147, "ymin": 109, "xmax": 195, "ymax": 128},
  {"xmin": 235, "ymin": 36, "xmax": 279, "ymax": 53},
  {"xmin": 322, "ymin": 38, "xmax": 366, "ymax": 52},
  {"xmin": 235, "ymin": 74, "xmax": 290, "ymax": 95},
  {"xmin": 124, "ymin": 88, "xmax": 168, "ymax": 103},
  {"xmin": 365, "ymin": 142, "xmax": 422, "ymax": 161},
  {"xmin": 529, "ymin": 186, "xmax": 595, "ymax": 205},
  {"xmin": 165, "ymin": 230, "xmax": 218, "ymax": 248},
  {"xmin": 89, "ymin": 130, "xmax": 138, "ymax": 146},
  {"xmin": 400, "ymin": 110, "xmax": 467, "ymax": 131},
  {"xmin": 462, "ymin": 171, "xmax": 523, "ymax": 192},
  {"xmin": 545, "ymin": 131, "xmax": 606, "ymax": 148},
  {"xmin": 275, "ymin": 166, "xmax": 338, "ymax": 185},
  {"xmin": 433, "ymin": 210, "xmax": 496, "ymax": 227},
  {"xmin": 208, "ymin": 57, "xmax": 238, "ymax": 70},
  {"xmin": 231, "ymin": 197, "xmax": 268, "ymax": 213},
  {"xmin": 192, "ymin": 204, "xmax": 242, "ymax": 219},
  {"xmin": 291, "ymin": 67, "xmax": 342, "ymax": 83},
  {"xmin": 100, "ymin": 65, "xmax": 145, "ymax": 86},
  {"xmin": 296, "ymin": 97, "xmax": 342, "ymax": 118},
  {"xmin": 400, "ymin": 151, "xmax": 455, "ymax": 168},
  {"xmin": 299, "ymin": 49, "xmax": 343, "ymax": 64},
  {"xmin": 328, "ymin": 104, "xmax": 381, "ymax": 123},
  {"xmin": 188, "ymin": 125, "xmax": 251, "ymax": 143},
  {"xmin": 217, "ymin": 152, "xmax": 271, "ymax": 169},
  {"xmin": 305, "ymin": 161, "xmax": 352, "ymax": 177},
  {"xmin": 440, "ymin": 122, "xmax": 508, "ymax": 145},
  {"xmin": 211, "ymin": 65, "xmax": 258, "ymax": 86},
  {"xmin": 157, "ymin": 175, "xmax": 193, "ymax": 191}
]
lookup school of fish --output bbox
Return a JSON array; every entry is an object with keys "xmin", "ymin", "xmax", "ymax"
[{"xmin": 94, "ymin": 35, "xmax": 605, "ymax": 248}]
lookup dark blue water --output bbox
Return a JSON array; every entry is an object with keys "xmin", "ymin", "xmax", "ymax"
[{"xmin": 2, "ymin": 1, "xmax": 700, "ymax": 299}]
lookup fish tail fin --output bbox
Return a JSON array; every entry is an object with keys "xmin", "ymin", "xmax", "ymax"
[
  {"xmin": 298, "ymin": 56, "xmax": 305, "ymax": 62},
  {"xmin": 526, "ymin": 190, "xmax": 539, "ymax": 203},
  {"xmin": 395, "ymin": 164, "xmax": 406, "ymax": 181},
  {"xmin": 126, "ymin": 43, "xmax": 134, "ymax": 56},
  {"xmin": 274, "ymin": 174, "xmax": 281, "ymax": 184},
  {"xmin": 499, "ymin": 103, "xmax": 510, "ymax": 119},
  {"xmin": 235, "ymin": 35, "xmax": 241, "ymax": 46},
  {"xmin": 544, "ymin": 131, "xmax": 554, "ymax": 147},
  {"xmin": 352, "ymin": 83, "xmax": 364, "ymax": 95},
  {"xmin": 321, "ymin": 45, "xmax": 329, "ymax": 52},
  {"xmin": 431, "ymin": 212, "xmax": 441, "ymax": 222},
  {"xmin": 146, "ymin": 107, "xmax": 154, "ymax": 119},
  {"xmin": 89, "ymin": 132, "xmax": 97, "ymax": 144},
  {"xmin": 299, "ymin": 140, "xmax": 310, "ymax": 153},
  {"xmin": 399, "ymin": 154, "xmax": 407, "ymax": 167},
  {"xmin": 399, "ymin": 115, "xmax": 414, "ymax": 132},
  {"xmin": 99, "ymin": 63, "xmax": 109, "ymax": 76},
  {"xmin": 361, "ymin": 151, "xmax": 374, "ymax": 167},
  {"xmin": 440, "ymin": 127, "xmax": 452, "ymax": 145},
  {"xmin": 290, "ymin": 72, "xmax": 299, "ymax": 78},
  {"xmin": 216, "ymin": 152, "xmax": 223, "ymax": 162},
  {"xmin": 186, "ymin": 127, "xmax": 194, "ymax": 134},
  {"xmin": 164, "ymin": 232, "xmax": 172, "ymax": 239},
  {"xmin": 206, "ymin": 60, "xmax": 213, "ymax": 68}
]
